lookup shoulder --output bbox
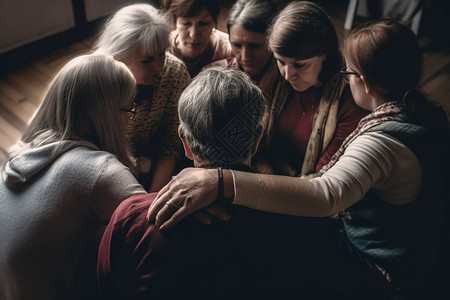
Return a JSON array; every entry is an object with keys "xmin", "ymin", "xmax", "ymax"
[
  {"xmin": 346, "ymin": 131, "xmax": 420, "ymax": 173},
  {"xmin": 164, "ymin": 52, "xmax": 189, "ymax": 73},
  {"xmin": 210, "ymin": 29, "xmax": 232, "ymax": 57},
  {"xmin": 62, "ymin": 146, "xmax": 123, "ymax": 172},
  {"xmin": 159, "ymin": 52, "xmax": 191, "ymax": 86},
  {"xmin": 111, "ymin": 193, "xmax": 158, "ymax": 226},
  {"xmin": 211, "ymin": 29, "xmax": 230, "ymax": 43}
]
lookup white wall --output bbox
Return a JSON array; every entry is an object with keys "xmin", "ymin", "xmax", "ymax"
[
  {"xmin": 0, "ymin": 0, "xmax": 75, "ymax": 54},
  {"xmin": 84, "ymin": 0, "xmax": 138, "ymax": 22}
]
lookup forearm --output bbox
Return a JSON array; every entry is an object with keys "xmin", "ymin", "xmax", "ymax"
[
  {"xmin": 230, "ymin": 133, "xmax": 407, "ymax": 217},
  {"xmin": 231, "ymin": 171, "xmax": 343, "ymax": 217}
]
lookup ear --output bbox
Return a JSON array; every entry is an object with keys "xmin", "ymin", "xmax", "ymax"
[
  {"xmin": 360, "ymin": 75, "xmax": 371, "ymax": 95},
  {"xmin": 178, "ymin": 126, "xmax": 194, "ymax": 160},
  {"xmin": 251, "ymin": 125, "xmax": 264, "ymax": 157}
]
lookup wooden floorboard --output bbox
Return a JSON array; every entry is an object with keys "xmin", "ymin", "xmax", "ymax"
[{"xmin": 1, "ymin": 0, "xmax": 449, "ymax": 160}]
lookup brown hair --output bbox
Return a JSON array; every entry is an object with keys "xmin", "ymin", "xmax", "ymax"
[
  {"xmin": 267, "ymin": 1, "xmax": 341, "ymax": 83},
  {"xmin": 161, "ymin": 0, "xmax": 220, "ymax": 28},
  {"xmin": 342, "ymin": 19, "xmax": 421, "ymax": 101}
]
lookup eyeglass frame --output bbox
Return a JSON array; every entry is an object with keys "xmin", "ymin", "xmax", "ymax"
[
  {"xmin": 340, "ymin": 67, "xmax": 360, "ymax": 83},
  {"xmin": 120, "ymin": 102, "xmax": 137, "ymax": 120}
]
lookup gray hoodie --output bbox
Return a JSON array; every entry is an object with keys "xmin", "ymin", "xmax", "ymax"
[{"xmin": 0, "ymin": 140, "xmax": 145, "ymax": 300}]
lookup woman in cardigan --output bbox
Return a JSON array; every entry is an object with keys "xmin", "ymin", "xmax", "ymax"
[{"xmin": 95, "ymin": 3, "xmax": 191, "ymax": 192}]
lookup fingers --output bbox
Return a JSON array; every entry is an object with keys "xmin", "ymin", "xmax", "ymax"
[
  {"xmin": 203, "ymin": 204, "xmax": 231, "ymax": 222},
  {"xmin": 146, "ymin": 185, "xmax": 170, "ymax": 222},
  {"xmin": 159, "ymin": 208, "xmax": 190, "ymax": 230},
  {"xmin": 193, "ymin": 211, "xmax": 213, "ymax": 225}
]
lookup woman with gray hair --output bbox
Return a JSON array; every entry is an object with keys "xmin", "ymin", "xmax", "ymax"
[
  {"xmin": 178, "ymin": 66, "xmax": 265, "ymax": 167},
  {"xmin": 0, "ymin": 54, "xmax": 146, "ymax": 299},
  {"xmin": 220, "ymin": 0, "xmax": 292, "ymax": 173},
  {"xmin": 97, "ymin": 67, "xmax": 271, "ymax": 298},
  {"xmin": 95, "ymin": 3, "xmax": 191, "ymax": 192}
]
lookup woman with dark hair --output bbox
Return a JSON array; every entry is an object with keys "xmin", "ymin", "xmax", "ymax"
[
  {"xmin": 255, "ymin": 1, "xmax": 368, "ymax": 177},
  {"xmin": 149, "ymin": 19, "xmax": 450, "ymax": 297},
  {"xmin": 162, "ymin": 0, "xmax": 231, "ymax": 77}
]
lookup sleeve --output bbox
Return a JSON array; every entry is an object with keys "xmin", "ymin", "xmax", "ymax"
[
  {"xmin": 158, "ymin": 55, "xmax": 191, "ymax": 159},
  {"xmin": 316, "ymin": 87, "xmax": 369, "ymax": 172},
  {"xmin": 90, "ymin": 153, "xmax": 146, "ymax": 224},
  {"xmin": 97, "ymin": 205, "xmax": 135, "ymax": 299},
  {"xmin": 97, "ymin": 195, "xmax": 168, "ymax": 299},
  {"xmin": 233, "ymin": 132, "xmax": 420, "ymax": 217},
  {"xmin": 210, "ymin": 29, "xmax": 232, "ymax": 62}
]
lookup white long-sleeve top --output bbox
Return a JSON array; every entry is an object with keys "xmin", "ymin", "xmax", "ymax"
[{"xmin": 233, "ymin": 131, "xmax": 422, "ymax": 217}]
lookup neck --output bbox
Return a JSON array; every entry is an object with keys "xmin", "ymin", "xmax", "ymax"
[{"xmin": 194, "ymin": 157, "xmax": 252, "ymax": 168}]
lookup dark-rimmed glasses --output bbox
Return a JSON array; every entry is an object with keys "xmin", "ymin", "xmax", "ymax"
[
  {"xmin": 340, "ymin": 67, "xmax": 359, "ymax": 83},
  {"xmin": 120, "ymin": 102, "xmax": 137, "ymax": 120}
]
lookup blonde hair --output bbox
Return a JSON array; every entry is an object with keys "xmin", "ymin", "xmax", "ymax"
[
  {"xmin": 15, "ymin": 54, "xmax": 137, "ymax": 170},
  {"xmin": 94, "ymin": 3, "xmax": 170, "ymax": 60}
]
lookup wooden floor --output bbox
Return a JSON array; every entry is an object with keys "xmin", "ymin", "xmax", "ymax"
[{"xmin": 1, "ymin": 0, "xmax": 449, "ymax": 161}]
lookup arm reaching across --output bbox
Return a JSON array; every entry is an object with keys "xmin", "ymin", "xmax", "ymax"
[{"xmin": 147, "ymin": 132, "xmax": 421, "ymax": 230}]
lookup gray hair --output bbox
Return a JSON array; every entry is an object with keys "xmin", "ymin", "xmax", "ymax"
[
  {"xmin": 178, "ymin": 67, "xmax": 266, "ymax": 166},
  {"xmin": 94, "ymin": 3, "xmax": 170, "ymax": 60},
  {"xmin": 226, "ymin": 0, "xmax": 276, "ymax": 34}
]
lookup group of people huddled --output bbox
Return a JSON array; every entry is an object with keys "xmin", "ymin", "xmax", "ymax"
[{"xmin": 1, "ymin": 0, "xmax": 449, "ymax": 299}]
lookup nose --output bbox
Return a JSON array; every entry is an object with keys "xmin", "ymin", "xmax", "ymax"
[
  {"xmin": 189, "ymin": 25, "xmax": 199, "ymax": 41},
  {"xmin": 240, "ymin": 47, "xmax": 251, "ymax": 63},
  {"xmin": 283, "ymin": 65, "xmax": 295, "ymax": 81}
]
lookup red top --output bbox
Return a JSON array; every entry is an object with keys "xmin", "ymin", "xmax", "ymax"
[{"xmin": 278, "ymin": 85, "xmax": 369, "ymax": 173}]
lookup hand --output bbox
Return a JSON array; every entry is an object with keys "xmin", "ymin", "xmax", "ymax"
[
  {"xmin": 146, "ymin": 168, "xmax": 219, "ymax": 230},
  {"xmin": 193, "ymin": 203, "xmax": 231, "ymax": 225}
]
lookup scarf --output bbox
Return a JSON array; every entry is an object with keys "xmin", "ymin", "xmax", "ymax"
[
  {"xmin": 300, "ymin": 74, "xmax": 345, "ymax": 176},
  {"xmin": 319, "ymin": 101, "xmax": 406, "ymax": 174}
]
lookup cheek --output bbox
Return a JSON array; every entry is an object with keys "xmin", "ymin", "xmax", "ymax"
[
  {"xmin": 256, "ymin": 50, "xmax": 271, "ymax": 63},
  {"xmin": 276, "ymin": 63, "xmax": 285, "ymax": 76},
  {"xmin": 177, "ymin": 27, "xmax": 189, "ymax": 41}
]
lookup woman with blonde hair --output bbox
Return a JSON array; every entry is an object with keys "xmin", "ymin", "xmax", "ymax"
[
  {"xmin": 0, "ymin": 54, "xmax": 146, "ymax": 299},
  {"xmin": 95, "ymin": 3, "xmax": 190, "ymax": 192}
]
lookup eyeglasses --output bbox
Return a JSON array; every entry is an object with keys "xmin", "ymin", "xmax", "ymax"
[
  {"xmin": 120, "ymin": 102, "xmax": 137, "ymax": 120},
  {"xmin": 340, "ymin": 67, "xmax": 360, "ymax": 83}
]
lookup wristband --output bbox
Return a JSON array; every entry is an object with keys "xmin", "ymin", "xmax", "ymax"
[{"xmin": 217, "ymin": 166, "xmax": 232, "ymax": 205}]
